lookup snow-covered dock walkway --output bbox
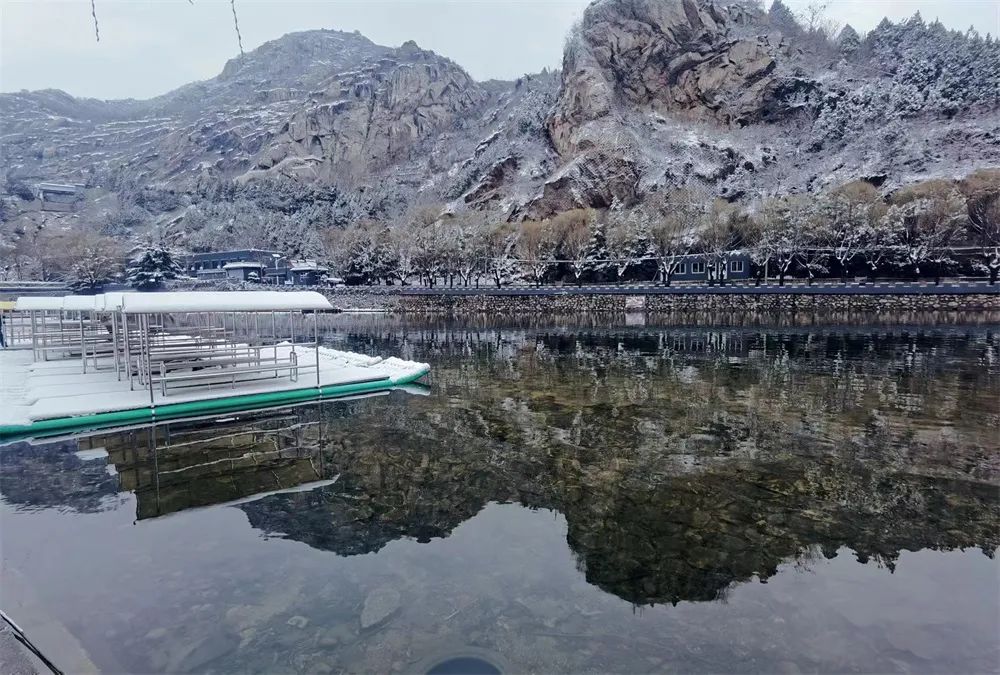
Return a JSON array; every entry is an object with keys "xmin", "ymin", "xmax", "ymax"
[{"xmin": 0, "ymin": 345, "xmax": 429, "ymax": 438}]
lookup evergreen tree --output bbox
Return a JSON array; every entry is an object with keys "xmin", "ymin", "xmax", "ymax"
[
  {"xmin": 126, "ymin": 246, "xmax": 182, "ymax": 290},
  {"xmin": 837, "ymin": 25, "xmax": 861, "ymax": 57},
  {"xmin": 583, "ymin": 219, "xmax": 610, "ymax": 281},
  {"xmin": 767, "ymin": 0, "xmax": 801, "ymax": 36}
]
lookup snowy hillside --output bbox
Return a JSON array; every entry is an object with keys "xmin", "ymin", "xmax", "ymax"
[{"xmin": 1, "ymin": 0, "xmax": 997, "ymax": 238}]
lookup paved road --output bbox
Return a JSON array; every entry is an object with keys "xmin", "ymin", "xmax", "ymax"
[{"xmin": 389, "ymin": 281, "xmax": 999, "ymax": 296}]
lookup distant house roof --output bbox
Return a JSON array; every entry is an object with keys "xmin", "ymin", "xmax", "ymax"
[
  {"xmin": 289, "ymin": 261, "xmax": 329, "ymax": 272},
  {"xmin": 223, "ymin": 261, "xmax": 267, "ymax": 270},
  {"xmin": 37, "ymin": 183, "xmax": 77, "ymax": 193},
  {"xmin": 186, "ymin": 249, "xmax": 282, "ymax": 261}
]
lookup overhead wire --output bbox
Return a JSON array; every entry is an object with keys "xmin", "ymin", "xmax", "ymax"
[
  {"xmin": 90, "ymin": 0, "xmax": 99, "ymax": 42},
  {"xmin": 88, "ymin": 0, "xmax": 245, "ymax": 57}
]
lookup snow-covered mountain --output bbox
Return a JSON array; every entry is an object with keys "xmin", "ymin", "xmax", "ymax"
[{"xmin": 1, "ymin": 0, "xmax": 997, "ymax": 232}]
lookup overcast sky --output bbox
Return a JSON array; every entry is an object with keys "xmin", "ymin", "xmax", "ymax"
[{"xmin": 1, "ymin": 0, "xmax": 997, "ymax": 100}]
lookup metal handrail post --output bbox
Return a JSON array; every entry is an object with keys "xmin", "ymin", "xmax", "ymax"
[
  {"xmin": 40, "ymin": 311, "xmax": 48, "ymax": 361},
  {"xmin": 80, "ymin": 311, "xmax": 87, "ymax": 374},
  {"xmin": 125, "ymin": 313, "xmax": 133, "ymax": 390},
  {"xmin": 112, "ymin": 310, "xmax": 120, "ymax": 380},
  {"xmin": 145, "ymin": 314, "xmax": 155, "ymax": 408},
  {"xmin": 30, "ymin": 310, "xmax": 37, "ymax": 361}
]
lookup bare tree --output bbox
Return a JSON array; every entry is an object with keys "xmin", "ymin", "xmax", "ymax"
[
  {"xmin": 605, "ymin": 211, "xmax": 648, "ymax": 283},
  {"xmin": 387, "ymin": 226, "xmax": 419, "ymax": 285},
  {"xmin": 63, "ymin": 232, "xmax": 123, "ymax": 292},
  {"xmin": 326, "ymin": 222, "xmax": 390, "ymax": 285},
  {"xmin": 481, "ymin": 223, "xmax": 520, "ymax": 288},
  {"xmin": 1, "ymin": 221, "xmax": 48, "ymax": 281},
  {"xmin": 960, "ymin": 169, "xmax": 1000, "ymax": 284},
  {"xmin": 646, "ymin": 188, "xmax": 709, "ymax": 285},
  {"xmin": 752, "ymin": 197, "xmax": 819, "ymax": 286},
  {"xmin": 550, "ymin": 209, "xmax": 596, "ymax": 286},
  {"xmin": 887, "ymin": 180, "xmax": 966, "ymax": 281},
  {"xmin": 816, "ymin": 181, "xmax": 887, "ymax": 281},
  {"xmin": 701, "ymin": 200, "xmax": 747, "ymax": 286},
  {"xmin": 517, "ymin": 219, "xmax": 560, "ymax": 287},
  {"xmin": 741, "ymin": 211, "xmax": 772, "ymax": 286},
  {"xmin": 451, "ymin": 212, "xmax": 489, "ymax": 287}
]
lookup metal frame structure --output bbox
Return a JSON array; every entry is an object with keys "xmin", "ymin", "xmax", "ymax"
[
  {"xmin": 11, "ymin": 292, "xmax": 332, "ymax": 405},
  {"xmin": 0, "ymin": 300, "xmax": 28, "ymax": 348}
]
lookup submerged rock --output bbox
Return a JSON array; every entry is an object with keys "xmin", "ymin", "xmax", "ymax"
[
  {"xmin": 360, "ymin": 586, "xmax": 401, "ymax": 629},
  {"xmin": 165, "ymin": 630, "xmax": 239, "ymax": 673},
  {"xmin": 287, "ymin": 615, "xmax": 310, "ymax": 629}
]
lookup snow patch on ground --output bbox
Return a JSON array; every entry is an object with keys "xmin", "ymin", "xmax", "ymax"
[{"xmin": 74, "ymin": 448, "xmax": 110, "ymax": 460}]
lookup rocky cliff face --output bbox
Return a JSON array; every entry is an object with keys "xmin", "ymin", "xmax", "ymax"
[
  {"xmin": 251, "ymin": 42, "xmax": 488, "ymax": 185},
  {"xmin": 1, "ymin": 0, "xmax": 998, "ymax": 232},
  {"xmin": 529, "ymin": 0, "xmax": 1000, "ymax": 217},
  {"xmin": 547, "ymin": 0, "xmax": 781, "ymax": 153}
]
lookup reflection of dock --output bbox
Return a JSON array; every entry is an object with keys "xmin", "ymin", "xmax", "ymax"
[{"xmin": 78, "ymin": 409, "xmax": 330, "ymax": 520}]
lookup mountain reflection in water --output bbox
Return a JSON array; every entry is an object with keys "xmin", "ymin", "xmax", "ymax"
[{"xmin": 1, "ymin": 316, "xmax": 998, "ymax": 673}]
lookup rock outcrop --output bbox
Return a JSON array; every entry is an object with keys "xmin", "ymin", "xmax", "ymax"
[
  {"xmin": 253, "ymin": 44, "xmax": 487, "ymax": 185},
  {"xmin": 521, "ymin": 150, "xmax": 642, "ymax": 219},
  {"xmin": 547, "ymin": 0, "xmax": 781, "ymax": 154}
]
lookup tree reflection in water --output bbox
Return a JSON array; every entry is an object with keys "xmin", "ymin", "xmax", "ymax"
[{"xmin": 6, "ymin": 320, "xmax": 996, "ymax": 611}]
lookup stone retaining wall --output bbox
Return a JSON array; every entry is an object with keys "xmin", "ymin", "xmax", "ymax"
[
  {"xmin": 324, "ymin": 289, "xmax": 1000, "ymax": 314},
  {"xmin": 644, "ymin": 293, "xmax": 1000, "ymax": 313}
]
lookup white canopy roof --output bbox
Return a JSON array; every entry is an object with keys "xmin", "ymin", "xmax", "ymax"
[
  {"xmin": 15, "ymin": 293, "xmax": 133, "ymax": 312},
  {"xmin": 14, "ymin": 296, "xmax": 65, "ymax": 311},
  {"xmin": 120, "ymin": 291, "xmax": 333, "ymax": 314},
  {"xmin": 98, "ymin": 292, "xmax": 130, "ymax": 311},
  {"xmin": 61, "ymin": 295, "xmax": 100, "ymax": 311}
]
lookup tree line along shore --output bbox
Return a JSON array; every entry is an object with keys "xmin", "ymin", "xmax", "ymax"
[{"xmin": 2, "ymin": 171, "xmax": 998, "ymax": 292}]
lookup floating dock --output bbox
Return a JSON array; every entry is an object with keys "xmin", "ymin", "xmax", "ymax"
[{"xmin": 0, "ymin": 291, "xmax": 429, "ymax": 440}]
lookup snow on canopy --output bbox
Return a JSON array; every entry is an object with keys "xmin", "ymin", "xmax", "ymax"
[
  {"xmin": 14, "ymin": 294, "xmax": 133, "ymax": 312},
  {"xmin": 99, "ymin": 292, "xmax": 129, "ymax": 311},
  {"xmin": 119, "ymin": 291, "xmax": 333, "ymax": 314},
  {"xmin": 14, "ymin": 292, "xmax": 331, "ymax": 314},
  {"xmin": 14, "ymin": 296, "xmax": 66, "ymax": 311},
  {"xmin": 61, "ymin": 295, "xmax": 101, "ymax": 311}
]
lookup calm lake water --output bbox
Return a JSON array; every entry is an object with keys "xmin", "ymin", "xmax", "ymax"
[{"xmin": 2, "ymin": 315, "xmax": 998, "ymax": 674}]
